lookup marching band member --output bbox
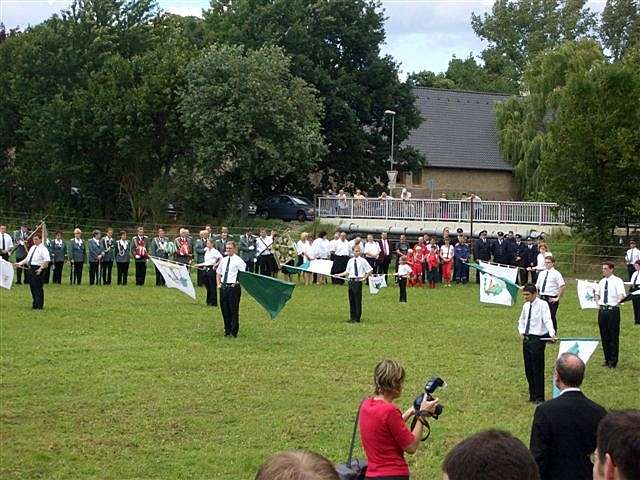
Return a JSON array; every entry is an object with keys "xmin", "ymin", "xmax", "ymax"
[
  {"xmin": 12, "ymin": 223, "xmax": 29, "ymax": 284},
  {"xmin": 256, "ymin": 229, "xmax": 276, "ymax": 277},
  {"xmin": 132, "ymin": 226, "xmax": 149, "ymax": 286},
  {"xmin": 215, "ymin": 227, "xmax": 232, "ymax": 255},
  {"xmin": 49, "ymin": 230, "xmax": 66, "ymax": 284},
  {"xmin": 239, "ymin": 230, "xmax": 257, "ymax": 273},
  {"xmin": 15, "ymin": 234, "xmax": 50, "ymax": 309},
  {"xmin": 69, "ymin": 228, "xmax": 86, "ymax": 284},
  {"xmin": 101, "ymin": 228, "xmax": 115, "ymax": 285},
  {"xmin": 88, "ymin": 229, "xmax": 104, "ymax": 285},
  {"xmin": 217, "ymin": 241, "xmax": 246, "ymax": 337},
  {"xmin": 194, "ymin": 230, "xmax": 208, "ymax": 287},
  {"xmin": 174, "ymin": 228, "xmax": 193, "ymax": 265},
  {"xmin": 0, "ymin": 224, "xmax": 13, "ymax": 261},
  {"xmin": 195, "ymin": 239, "xmax": 223, "ymax": 307},
  {"xmin": 151, "ymin": 228, "xmax": 170, "ymax": 286},
  {"xmin": 115, "ymin": 230, "xmax": 131, "ymax": 285}
]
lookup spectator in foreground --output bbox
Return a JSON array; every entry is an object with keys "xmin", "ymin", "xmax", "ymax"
[
  {"xmin": 255, "ymin": 450, "xmax": 339, "ymax": 480},
  {"xmin": 593, "ymin": 410, "xmax": 640, "ymax": 480},
  {"xmin": 442, "ymin": 429, "xmax": 539, "ymax": 480}
]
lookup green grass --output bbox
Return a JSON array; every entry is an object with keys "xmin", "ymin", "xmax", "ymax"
[{"xmin": 1, "ymin": 272, "xmax": 639, "ymax": 479}]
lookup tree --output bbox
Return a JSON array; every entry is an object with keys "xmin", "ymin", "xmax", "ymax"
[
  {"xmin": 203, "ymin": 0, "xmax": 423, "ymax": 193},
  {"xmin": 406, "ymin": 71, "xmax": 456, "ymax": 89},
  {"xmin": 179, "ymin": 44, "xmax": 326, "ymax": 215},
  {"xmin": 471, "ymin": 0, "xmax": 597, "ymax": 91},
  {"xmin": 600, "ymin": 0, "xmax": 640, "ymax": 61},
  {"xmin": 543, "ymin": 60, "xmax": 640, "ymax": 236}
]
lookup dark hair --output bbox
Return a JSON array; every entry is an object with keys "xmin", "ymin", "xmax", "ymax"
[
  {"xmin": 255, "ymin": 450, "xmax": 339, "ymax": 480},
  {"xmin": 523, "ymin": 283, "xmax": 537, "ymax": 294},
  {"xmin": 443, "ymin": 430, "xmax": 540, "ymax": 480},
  {"xmin": 596, "ymin": 411, "xmax": 640, "ymax": 480},
  {"xmin": 635, "ymin": 259, "xmax": 640, "ymax": 266},
  {"xmin": 603, "ymin": 261, "xmax": 615, "ymax": 270},
  {"xmin": 119, "ymin": 230, "xmax": 127, "ymax": 236},
  {"xmin": 555, "ymin": 353, "xmax": 585, "ymax": 388},
  {"xmin": 318, "ymin": 231, "xmax": 326, "ymax": 238}
]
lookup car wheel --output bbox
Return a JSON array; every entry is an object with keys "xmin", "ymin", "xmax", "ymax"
[
  {"xmin": 259, "ymin": 210, "xmax": 270, "ymax": 219},
  {"xmin": 296, "ymin": 211, "xmax": 307, "ymax": 222}
]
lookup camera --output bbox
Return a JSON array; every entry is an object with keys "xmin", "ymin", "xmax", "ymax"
[{"xmin": 413, "ymin": 376, "xmax": 445, "ymax": 419}]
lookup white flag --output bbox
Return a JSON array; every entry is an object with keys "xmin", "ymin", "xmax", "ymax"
[
  {"xmin": 0, "ymin": 257, "xmax": 14, "ymax": 290},
  {"xmin": 576, "ymin": 280, "xmax": 600, "ymax": 309},
  {"xmin": 149, "ymin": 256, "xmax": 196, "ymax": 300},
  {"xmin": 478, "ymin": 260, "xmax": 519, "ymax": 306},
  {"xmin": 553, "ymin": 339, "xmax": 599, "ymax": 398},
  {"xmin": 369, "ymin": 274, "xmax": 387, "ymax": 295},
  {"xmin": 304, "ymin": 259, "xmax": 334, "ymax": 276}
]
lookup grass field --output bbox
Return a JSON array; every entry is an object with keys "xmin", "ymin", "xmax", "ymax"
[{"xmin": 1, "ymin": 272, "xmax": 639, "ymax": 479}]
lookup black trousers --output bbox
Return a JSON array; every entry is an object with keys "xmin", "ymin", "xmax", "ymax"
[
  {"xmin": 72, "ymin": 261, "xmax": 84, "ymax": 284},
  {"xmin": 541, "ymin": 296, "xmax": 560, "ymax": 333},
  {"xmin": 52, "ymin": 261, "xmax": 64, "ymax": 284},
  {"xmin": 366, "ymin": 258, "xmax": 377, "ymax": 275},
  {"xmin": 220, "ymin": 284, "xmax": 241, "ymax": 336},
  {"xmin": 598, "ymin": 308, "xmax": 620, "ymax": 367},
  {"xmin": 245, "ymin": 260, "xmax": 256, "ymax": 273},
  {"xmin": 258, "ymin": 254, "xmax": 276, "ymax": 277},
  {"xmin": 378, "ymin": 256, "xmax": 390, "ymax": 275},
  {"xmin": 203, "ymin": 269, "xmax": 217, "ymax": 306},
  {"xmin": 135, "ymin": 261, "xmax": 146, "ymax": 285},
  {"xmin": 89, "ymin": 262, "xmax": 100, "ymax": 285},
  {"xmin": 348, "ymin": 280, "xmax": 363, "ymax": 322},
  {"xmin": 102, "ymin": 261, "xmax": 113, "ymax": 285},
  {"xmin": 155, "ymin": 265, "xmax": 165, "ymax": 286},
  {"xmin": 628, "ymin": 264, "xmax": 636, "ymax": 281},
  {"xmin": 42, "ymin": 265, "xmax": 50, "ymax": 284},
  {"xmin": 523, "ymin": 335, "xmax": 547, "ymax": 401},
  {"xmin": 116, "ymin": 262, "xmax": 129, "ymax": 285},
  {"xmin": 398, "ymin": 277, "xmax": 407, "ymax": 302},
  {"xmin": 16, "ymin": 259, "xmax": 28, "ymax": 284},
  {"xmin": 196, "ymin": 268, "xmax": 204, "ymax": 287},
  {"xmin": 332, "ymin": 256, "xmax": 349, "ymax": 285},
  {"xmin": 633, "ymin": 296, "xmax": 640, "ymax": 325},
  {"xmin": 28, "ymin": 266, "xmax": 45, "ymax": 309}
]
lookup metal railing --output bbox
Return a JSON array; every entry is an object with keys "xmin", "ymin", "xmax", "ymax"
[{"xmin": 315, "ymin": 197, "xmax": 572, "ymax": 226}]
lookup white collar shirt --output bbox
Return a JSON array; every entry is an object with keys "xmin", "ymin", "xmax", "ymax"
[
  {"xmin": 631, "ymin": 270, "xmax": 639, "ymax": 286},
  {"xmin": 22, "ymin": 244, "xmax": 51, "ymax": 267},
  {"xmin": 380, "ymin": 239, "xmax": 390, "ymax": 256},
  {"xmin": 518, "ymin": 297, "xmax": 555, "ymax": 337},
  {"xmin": 440, "ymin": 245, "xmax": 454, "ymax": 259},
  {"xmin": 345, "ymin": 256, "xmax": 373, "ymax": 280},
  {"xmin": 312, "ymin": 238, "xmax": 330, "ymax": 259},
  {"xmin": 295, "ymin": 240, "xmax": 306, "ymax": 255},
  {"xmin": 74, "ymin": 238, "xmax": 83, "ymax": 245},
  {"xmin": 204, "ymin": 247, "xmax": 223, "ymax": 266},
  {"xmin": 559, "ymin": 388, "xmax": 581, "ymax": 396},
  {"xmin": 536, "ymin": 268, "xmax": 565, "ymax": 296},
  {"xmin": 334, "ymin": 239, "xmax": 351, "ymax": 256},
  {"xmin": 256, "ymin": 236, "xmax": 273, "ymax": 256},
  {"xmin": 216, "ymin": 254, "xmax": 246, "ymax": 283},
  {"xmin": 397, "ymin": 264, "xmax": 412, "ymax": 277},
  {"xmin": 597, "ymin": 275, "xmax": 626, "ymax": 306},
  {"xmin": 363, "ymin": 241, "xmax": 381, "ymax": 258},
  {"xmin": 625, "ymin": 247, "xmax": 640, "ymax": 264},
  {"xmin": 0, "ymin": 233, "xmax": 13, "ymax": 251}
]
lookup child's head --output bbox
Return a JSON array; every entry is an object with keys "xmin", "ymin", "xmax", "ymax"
[
  {"xmin": 415, "ymin": 245, "xmax": 422, "ymax": 251},
  {"xmin": 399, "ymin": 256, "xmax": 407, "ymax": 265},
  {"xmin": 431, "ymin": 245, "xmax": 438, "ymax": 252},
  {"xmin": 407, "ymin": 248, "xmax": 413, "ymax": 254}
]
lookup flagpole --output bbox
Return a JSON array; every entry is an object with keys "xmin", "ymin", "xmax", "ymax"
[
  {"xmin": 7, "ymin": 218, "xmax": 47, "ymax": 256},
  {"xmin": 541, "ymin": 337, "xmax": 600, "ymax": 342},
  {"xmin": 148, "ymin": 255, "xmax": 206, "ymax": 271}
]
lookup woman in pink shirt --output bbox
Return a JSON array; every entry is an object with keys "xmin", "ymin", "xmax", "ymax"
[{"xmin": 359, "ymin": 360, "xmax": 439, "ymax": 479}]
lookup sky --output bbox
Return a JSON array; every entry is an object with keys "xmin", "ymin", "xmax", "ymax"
[{"xmin": 0, "ymin": 0, "xmax": 607, "ymax": 75}]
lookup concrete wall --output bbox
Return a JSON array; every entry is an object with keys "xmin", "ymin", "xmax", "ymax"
[{"xmin": 396, "ymin": 167, "xmax": 518, "ymax": 201}]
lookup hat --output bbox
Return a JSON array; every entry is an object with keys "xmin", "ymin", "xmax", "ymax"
[
  {"xmin": 479, "ymin": 230, "xmax": 487, "ymax": 235},
  {"xmin": 526, "ymin": 236, "xmax": 533, "ymax": 241},
  {"xmin": 515, "ymin": 234, "xmax": 522, "ymax": 239},
  {"xmin": 456, "ymin": 227, "xmax": 464, "ymax": 234},
  {"xmin": 497, "ymin": 231, "xmax": 504, "ymax": 237}
]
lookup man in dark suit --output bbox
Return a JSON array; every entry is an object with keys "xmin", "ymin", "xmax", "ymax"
[
  {"xmin": 521, "ymin": 236, "xmax": 539, "ymax": 284},
  {"xmin": 513, "ymin": 234, "xmax": 527, "ymax": 284},
  {"xmin": 492, "ymin": 231, "xmax": 515, "ymax": 265},
  {"xmin": 530, "ymin": 353, "xmax": 606, "ymax": 480},
  {"xmin": 377, "ymin": 232, "xmax": 393, "ymax": 276},
  {"xmin": 473, "ymin": 230, "xmax": 492, "ymax": 282}
]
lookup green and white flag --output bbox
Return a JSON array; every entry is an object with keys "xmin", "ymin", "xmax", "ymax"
[
  {"xmin": 149, "ymin": 256, "xmax": 196, "ymax": 300},
  {"xmin": 577, "ymin": 280, "xmax": 599, "ymax": 309},
  {"xmin": 0, "ymin": 257, "xmax": 14, "ymax": 290},
  {"xmin": 552, "ymin": 338, "xmax": 599, "ymax": 398},
  {"xmin": 469, "ymin": 261, "xmax": 520, "ymax": 307}
]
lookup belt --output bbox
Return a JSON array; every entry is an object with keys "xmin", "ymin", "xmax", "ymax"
[
  {"xmin": 349, "ymin": 278, "xmax": 363, "ymax": 283},
  {"xmin": 599, "ymin": 305, "xmax": 619, "ymax": 310},
  {"xmin": 29, "ymin": 265, "xmax": 42, "ymax": 269},
  {"xmin": 523, "ymin": 334, "xmax": 546, "ymax": 340},
  {"xmin": 540, "ymin": 294, "xmax": 557, "ymax": 300},
  {"xmin": 221, "ymin": 283, "xmax": 239, "ymax": 288}
]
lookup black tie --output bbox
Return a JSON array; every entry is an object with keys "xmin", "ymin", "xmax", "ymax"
[
  {"xmin": 354, "ymin": 258, "xmax": 359, "ymax": 278},
  {"xmin": 604, "ymin": 280, "xmax": 609, "ymax": 305},
  {"xmin": 26, "ymin": 247, "xmax": 36, "ymax": 267},
  {"xmin": 223, "ymin": 257, "xmax": 231, "ymax": 284},
  {"xmin": 525, "ymin": 302, "xmax": 533, "ymax": 335},
  {"xmin": 541, "ymin": 272, "xmax": 549, "ymax": 294}
]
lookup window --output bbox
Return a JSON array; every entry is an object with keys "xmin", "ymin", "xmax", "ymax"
[
  {"xmin": 412, "ymin": 169, "xmax": 422, "ymax": 186},
  {"xmin": 396, "ymin": 171, "xmax": 406, "ymax": 184}
]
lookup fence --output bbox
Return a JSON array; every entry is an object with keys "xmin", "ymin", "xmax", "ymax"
[{"xmin": 316, "ymin": 196, "xmax": 572, "ymax": 225}]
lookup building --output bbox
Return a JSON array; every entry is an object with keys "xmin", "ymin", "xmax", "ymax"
[{"xmin": 396, "ymin": 87, "xmax": 517, "ymax": 200}]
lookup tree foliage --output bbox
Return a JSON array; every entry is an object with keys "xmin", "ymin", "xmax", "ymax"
[{"xmin": 600, "ymin": 0, "xmax": 640, "ymax": 61}]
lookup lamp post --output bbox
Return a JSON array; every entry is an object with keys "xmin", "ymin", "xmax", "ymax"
[{"xmin": 384, "ymin": 109, "xmax": 396, "ymax": 171}]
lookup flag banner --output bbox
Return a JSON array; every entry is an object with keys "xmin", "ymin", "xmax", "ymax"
[
  {"xmin": 293, "ymin": 259, "xmax": 334, "ymax": 276},
  {"xmin": 27, "ymin": 222, "xmax": 48, "ymax": 249},
  {"xmin": 369, "ymin": 274, "xmax": 388, "ymax": 295},
  {"xmin": 149, "ymin": 256, "xmax": 196, "ymax": 300},
  {"xmin": 238, "ymin": 271, "xmax": 296, "ymax": 320},
  {"xmin": 469, "ymin": 261, "xmax": 519, "ymax": 306},
  {"xmin": 576, "ymin": 280, "xmax": 600, "ymax": 309},
  {"xmin": 552, "ymin": 338, "xmax": 599, "ymax": 398},
  {"xmin": 0, "ymin": 257, "xmax": 14, "ymax": 290}
]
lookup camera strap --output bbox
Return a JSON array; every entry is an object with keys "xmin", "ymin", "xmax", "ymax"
[
  {"xmin": 346, "ymin": 398, "xmax": 366, "ymax": 466},
  {"xmin": 410, "ymin": 414, "xmax": 432, "ymax": 442}
]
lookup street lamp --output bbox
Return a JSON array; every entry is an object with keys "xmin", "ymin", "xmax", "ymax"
[{"xmin": 384, "ymin": 110, "xmax": 397, "ymax": 192}]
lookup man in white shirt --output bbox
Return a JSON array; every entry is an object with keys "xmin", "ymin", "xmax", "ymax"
[
  {"xmin": 15, "ymin": 234, "xmax": 50, "ymax": 310},
  {"xmin": 624, "ymin": 239, "xmax": 639, "ymax": 281},
  {"xmin": 518, "ymin": 284, "xmax": 556, "ymax": 403},
  {"xmin": 217, "ymin": 241, "xmax": 246, "ymax": 338},
  {"xmin": 255, "ymin": 229, "xmax": 275, "ymax": 277},
  {"xmin": 363, "ymin": 234, "xmax": 381, "ymax": 274},
  {"xmin": 595, "ymin": 262, "xmax": 626, "ymax": 368},
  {"xmin": 331, "ymin": 231, "xmax": 350, "ymax": 285},
  {"xmin": 621, "ymin": 259, "xmax": 640, "ymax": 325},
  {"xmin": 535, "ymin": 256, "xmax": 565, "ymax": 333},
  {"xmin": 0, "ymin": 224, "xmax": 13, "ymax": 261},
  {"xmin": 195, "ymin": 239, "xmax": 223, "ymax": 307},
  {"xmin": 311, "ymin": 231, "xmax": 330, "ymax": 285},
  {"xmin": 337, "ymin": 245, "xmax": 372, "ymax": 323}
]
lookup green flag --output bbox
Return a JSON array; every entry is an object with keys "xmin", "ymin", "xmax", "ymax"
[
  {"xmin": 238, "ymin": 271, "xmax": 296, "ymax": 320},
  {"xmin": 468, "ymin": 262, "xmax": 520, "ymax": 305}
]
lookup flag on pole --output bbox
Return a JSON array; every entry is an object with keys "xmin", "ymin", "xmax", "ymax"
[
  {"xmin": 369, "ymin": 274, "xmax": 387, "ymax": 294},
  {"xmin": 27, "ymin": 221, "xmax": 48, "ymax": 249},
  {"xmin": 292, "ymin": 259, "xmax": 334, "ymax": 277},
  {"xmin": 576, "ymin": 280, "xmax": 599, "ymax": 309},
  {"xmin": 468, "ymin": 261, "xmax": 520, "ymax": 306},
  {"xmin": 0, "ymin": 257, "xmax": 14, "ymax": 290},
  {"xmin": 149, "ymin": 256, "xmax": 196, "ymax": 300},
  {"xmin": 552, "ymin": 338, "xmax": 599, "ymax": 398},
  {"xmin": 238, "ymin": 271, "xmax": 295, "ymax": 320}
]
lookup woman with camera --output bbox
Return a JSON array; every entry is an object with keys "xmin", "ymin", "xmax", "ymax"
[{"xmin": 359, "ymin": 359, "xmax": 439, "ymax": 480}]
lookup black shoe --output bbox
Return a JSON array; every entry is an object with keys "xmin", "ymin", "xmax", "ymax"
[{"xmin": 602, "ymin": 362, "xmax": 609, "ymax": 367}]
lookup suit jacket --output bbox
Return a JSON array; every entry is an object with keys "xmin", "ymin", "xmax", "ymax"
[
  {"xmin": 473, "ymin": 238, "xmax": 492, "ymax": 262},
  {"xmin": 88, "ymin": 238, "xmax": 104, "ymax": 262},
  {"xmin": 377, "ymin": 239, "xmax": 393, "ymax": 262},
  {"xmin": 194, "ymin": 238, "xmax": 207, "ymax": 263},
  {"xmin": 530, "ymin": 390, "xmax": 606, "ymax": 480},
  {"xmin": 101, "ymin": 237, "xmax": 115, "ymax": 262},
  {"xmin": 239, "ymin": 234, "xmax": 256, "ymax": 263},
  {"xmin": 522, "ymin": 244, "xmax": 538, "ymax": 269},
  {"xmin": 12, "ymin": 230, "xmax": 29, "ymax": 260},
  {"xmin": 48, "ymin": 239, "xmax": 67, "ymax": 263},
  {"xmin": 513, "ymin": 241, "xmax": 527, "ymax": 267},
  {"xmin": 492, "ymin": 239, "xmax": 514, "ymax": 265},
  {"xmin": 69, "ymin": 239, "xmax": 86, "ymax": 262}
]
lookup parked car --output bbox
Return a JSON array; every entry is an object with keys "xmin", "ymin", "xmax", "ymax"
[{"xmin": 256, "ymin": 195, "xmax": 315, "ymax": 221}]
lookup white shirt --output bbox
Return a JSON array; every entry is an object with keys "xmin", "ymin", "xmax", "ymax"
[
  {"xmin": 74, "ymin": 238, "xmax": 84, "ymax": 245},
  {"xmin": 345, "ymin": 256, "xmax": 373, "ymax": 280},
  {"xmin": 625, "ymin": 247, "xmax": 640, "ymax": 264},
  {"xmin": 397, "ymin": 264, "xmax": 412, "ymax": 277},
  {"xmin": 0, "ymin": 233, "xmax": 13, "ymax": 252},
  {"xmin": 380, "ymin": 238, "xmax": 390, "ymax": 256},
  {"xmin": 363, "ymin": 241, "xmax": 381, "ymax": 259},
  {"xmin": 440, "ymin": 244, "xmax": 454, "ymax": 260},
  {"xmin": 216, "ymin": 254, "xmax": 246, "ymax": 284},
  {"xmin": 295, "ymin": 240, "xmax": 306, "ymax": 256},
  {"xmin": 301, "ymin": 241, "xmax": 314, "ymax": 260},
  {"xmin": 20, "ymin": 244, "xmax": 51, "ymax": 267},
  {"xmin": 559, "ymin": 387, "xmax": 581, "ymax": 396},
  {"xmin": 334, "ymin": 239, "xmax": 351, "ymax": 256},
  {"xmin": 203, "ymin": 247, "xmax": 223, "ymax": 266},
  {"xmin": 312, "ymin": 238, "xmax": 331, "ymax": 259},
  {"xmin": 597, "ymin": 275, "xmax": 626, "ymax": 306},
  {"xmin": 256, "ymin": 236, "xmax": 273, "ymax": 256},
  {"xmin": 518, "ymin": 297, "xmax": 555, "ymax": 337},
  {"xmin": 534, "ymin": 251, "xmax": 552, "ymax": 271},
  {"xmin": 536, "ymin": 268, "xmax": 565, "ymax": 296},
  {"xmin": 631, "ymin": 270, "xmax": 639, "ymax": 286}
]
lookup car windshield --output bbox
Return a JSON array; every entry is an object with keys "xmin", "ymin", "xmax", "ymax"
[{"xmin": 290, "ymin": 196, "xmax": 310, "ymax": 206}]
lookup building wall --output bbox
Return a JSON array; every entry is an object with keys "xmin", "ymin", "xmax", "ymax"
[{"xmin": 395, "ymin": 167, "xmax": 518, "ymax": 200}]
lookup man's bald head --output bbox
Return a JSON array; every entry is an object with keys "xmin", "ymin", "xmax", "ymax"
[{"xmin": 555, "ymin": 353, "xmax": 585, "ymax": 388}]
